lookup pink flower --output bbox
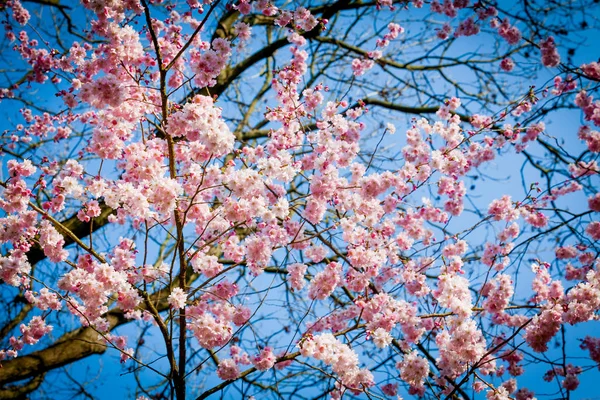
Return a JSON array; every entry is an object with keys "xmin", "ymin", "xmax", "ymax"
[
  {"xmin": 7, "ymin": 159, "xmax": 36, "ymax": 177},
  {"xmin": 586, "ymin": 221, "xmax": 600, "ymax": 241},
  {"xmin": 497, "ymin": 18, "xmax": 521, "ymax": 45},
  {"xmin": 187, "ymin": 314, "xmax": 232, "ymax": 349},
  {"xmin": 252, "ymin": 347, "xmax": 276, "ymax": 371},
  {"xmin": 581, "ymin": 61, "xmax": 600, "ymax": 80},
  {"xmin": 371, "ymin": 328, "xmax": 392, "ymax": 349},
  {"xmin": 217, "ymin": 358, "xmax": 240, "ymax": 380},
  {"xmin": 515, "ymin": 388, "xmax": 536, "ymax": 400},
  {"xmin": 245, "ymin": 235, "xmax": 273, "ymax": 274},
  {"xmin": 77, "ymin": 200, "xmax": 102, "ymax": 222},
  {"xmin": 299, "ymin": 333, "xmax": 373, "ymax": 392},
  {"xmin": 308, "ymin": 262, "xmax": 342, "ymax": 300},
  {"xmin": 524, "ymin": 305, "xmax": 562, "ymax": 352},
  {"xmin": 500, "ymin": 58, "xmax": 515, "ymax": 72},
  {"xmin": 435, "ymin": 319, "xmax": 487, "ymax": 378},
  {"xmin": 398, "ymin": 351, "xmax": 429, "ymax": 391},
  {"xmin": 486, "ymin": 387, "xmax": 510, "ymax": 400},
  {"xmin": 488, "ymin": 195, "xmax": 519, "ymax": 221},
  {"xmin": 232, "ymin": 306, "xmax": 251, "ymax": 326},
  {"xmin": 580, "ymin": 336, "xmax": 600, "ymax": 368},
  {"xmin": 8, "ymin": 0, "xmax": 30, "ymax": 25},
  {"xmin": 287, "ymin": 263, "xmax": 307, "ymax": 291},
  {"xmin": 39, "ymin": 220, "xmax": 68, "ymax": 262},
  {"xmin": 482, "ymin": 274, "xmax": 513, "ymax": 314},
  {"xmin": 233, "ymin": 22, "xmax": 251, "ymax": 42},
  {"xmin": 579, "ymin": 127, "xmax": 600, "ymax": 152},
  {"xmin": 381, "ymin": 383, "xmax": 398, "ymax": 396},
  {"xmin": 555, "ymin": 246, "xmax": 578, "ymax": 259},
  {"xmin": 434, "ymin": 273, "xmax": 473, "ymax": 318},
  {"xmin": 540, "ymin": 36, "xmax": 561, "ymax": 67},
  {"xmin": 20, "ymin": 316, "xmax": 52, "ymax": 345},
  {"xmin": 168, "ymin": 287, "xmax": 187, "ymax": 309}
]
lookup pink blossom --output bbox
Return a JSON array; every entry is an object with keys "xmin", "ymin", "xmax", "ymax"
[
  {"xmin": 497, "ymin": 18, "xmax": 521, "ymax": 45},
  {"xmin": 20, "ymin": 316, "xmax": 52, "ymax": 345},
  {"xmin": 486, "ymin": 387, "xmax": 510, "ymax": 400},
  {"xmin": 308, "ymin": 262, "xmax": 342, "ymax": 300},
  {"xmin": 434, "ymin": 273, "xmax": 473, "ymax": 318},
  {"xmin": 575, "ymin": 90, "xmax": 600, "ymax": 127},
  {"xmin": 579, "ymin": 126, "xmax": 600, "ymax": 152},
  {"xmin": 299, "ymin": 333, "xmax": 374, "ymax": 392},
  {"xmin": 8, "ymin": 0, "xmax": 30, "ymax": 25},
  {"xmin": 482, "ymin": 274, "xmax": 513, "ymax": 315},
  {"xmin": 371, "ymin": 328, "xmax": 392, "ymax": 349},
  {"xmin": 398, "ymin": 351, "xmax": 429, "ymax": 391},
  {"xmin": 252, "ymin": 347, "xmax": 276, "ymax": 371},
  {"xmin": 381, "ymin": 383, "xmax": 398, "ymax": 396},
  {"xmin": 586, "ymin": 221, "xmax": 600, "ymax": 241},
  {"xmin": 39, "ymin": 221, "xmax": 68, "ymax": 262},
  {"xmin": 581, "ymin": 61, "xmax": 600, "ymax": 80},
  {"xmin": 524, "ymin": 305, "xmax": 562, "ymax": 352},
  {"xmin": 7, "ymin": 159, "xmax": 36, "ymax": 177},
  {"xmin": 454, "ymin": 17, "xmax": 480, "ymax": 37},
  {"xmin": 27, "ymin": 288, "xmax": 62, "ymax": 311},
  {"xmin": 217, "ymin": 358, "xmax": 240, "ymax": 380},
  {"xmin": 436, "ymin": 319, "xmax": 487, "ymax": 378},
  {"xmin": 187, "ymin": 314, "xmax": 232, "ymax": 349},
  {"xmin": 287, "ymin": 263, "xmax": 307, "ymax": 291},
  {"xmin": 500, "ymin": 58, "xmax": 515, "ymax": 72},
  {"xmin": 580, "ymin": 336, "xmax": 600, "ymax": 368},
  {"xmin": 540, "ymin": 36, "xmax": 561, "ymax": 67},
  {"xmin": 569, "ymin": 160, "xmax": 599, "ymax": 177},
  {"xmin": 555, "ymin": 246, "xmax": 578, "ymax": 259},
  {"xmin": 168, "ymin": 287, "xmax": 187, "ymax": 309},
  {"xmin": 245, "ymin": 235, "xmax": 273, "ymax": 274},
  {"xmin": 488, "ymin": 195, "xmax": 519, "ymax": 221},
  {"xmin": 233, "ymin": 22, "xmax": 251, "ymax": 42},
  {"xmin": 515, "ymin": 388, "xmax": 536, "ymax": 400}
]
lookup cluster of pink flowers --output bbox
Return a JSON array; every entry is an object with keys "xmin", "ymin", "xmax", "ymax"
[
  {"xmin": 430, "ymin": 0, "xmax": 471, "ymax": 18},
  {"xmin": 581, "ymin": 336, "xmax": 600, "ymax": 368},
  {"xmin": 578, "ymin": 126, "xmax": 600, "ymax": 152},
  {"xmin": 482, "ymin": 274, "xmax": 513, "ymax": 315},
  {"xmin": 352, "ymin": 22, "xmax": 403, "ymax": 76},
  {"xmin": 552, "ymin": 75, "xmax": 577, "ymax": 95},
  {"xmin": 581, "ymin": 61, "xmax": 600, "ymax": 79},
  {"xmin": 190, "ymin": 38, "xmax": 232, "ymax": 88},
  {"xmin": 376, "ymin": 22, "xmax": 404, "ymax": 47},
  {"xmin": 287, "ymin": 263, "xmax": 307, "ymax": 291},
  {"xmin": 308, "ymin": 262, "xmax": 342, "ymax": 300},
  {"xmin": 252, "ymin": 347, "xmax": 277, "ymax": 371},
  {"xmin": 575, "ymin": 90, "xmax": 600, "ymax": 127},
  {"xmin": 434, "ymin": 273, "xmax": 473, "ymax": 318},
  {"xmin": 436, "ymin": 318, "xmax": 490, "ymax": 379},
  {"xmin": 299, "ymin": 333, "xmax": 374, "ymax": 393},
  {"xmin": 500, "ymin": 57, "xmax": 515, "ymax": 72},
  {"xmin": 397, "ymin": 351, "xmax": 430, "ymax": 394},
  {"xmin": 524, "ymin": 304, "xmax": 562, "ymax": 352},
  {"xmin": 217, "ymin": 358, "xmax": 240, "ymax": 380},
  {"xmin": 168, "ymin": 287, "xmax": 187, "ymax": 309},
  {"xmin": 496, "ymin": 18, "xmax": 521, "ymax": 45},
  {"xmin": 187, "ymin": 313, "xmax": 232, "ymax": 349},
  {"xmin": 544, "ymin": 364, "xmax": 582, "ymax": 391},
  {"xmin": 1, "ymin": 316, "xmax": 53, "ymax": 360},
  {"xmin": 19, "ymin": 316, "xmax": 52, "ymax": 345},
  {"xmin": 539, "ymin": 36, "xmax": 561, "ymax": 67},
  {"xmin": 168, "ymin": 95, "xmax": 234, "ymax": 158},
  {"xmin": 488, "ymin": 195, "xmax": 519, "ymax": 221}
]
